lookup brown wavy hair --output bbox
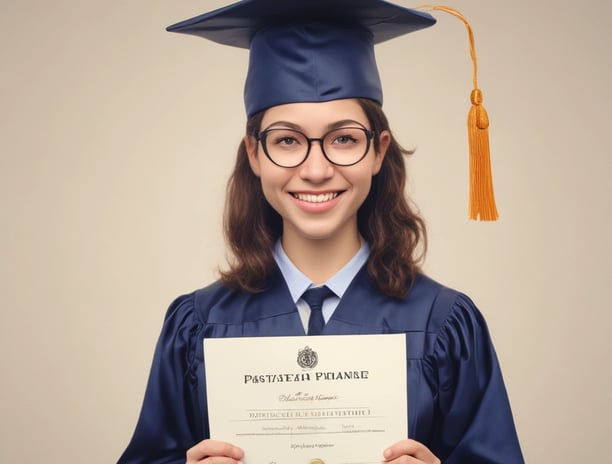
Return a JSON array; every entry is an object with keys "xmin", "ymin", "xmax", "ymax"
[{"xmin": 219, "ymin": 99, "xmax": 427, "ymax": 299}]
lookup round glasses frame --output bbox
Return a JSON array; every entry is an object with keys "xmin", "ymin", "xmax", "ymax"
[{"xmin": 256, "ymin": 127, "xmax": 375, "ymax": 168}]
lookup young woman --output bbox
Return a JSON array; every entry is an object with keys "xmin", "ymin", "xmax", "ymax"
[{"xmin": 119, "ymin": 1, "xmax": 523, "ymax": 463}]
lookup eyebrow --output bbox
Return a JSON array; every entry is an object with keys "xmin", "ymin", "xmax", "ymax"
[{"xmin": 263, "ymin": 119, "xmax": 369, "ymax": 132}]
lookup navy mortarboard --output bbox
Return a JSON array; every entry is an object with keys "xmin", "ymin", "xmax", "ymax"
[{"xmin": 168, "ymin": 0, "xmax": 498, "ymax": 220}]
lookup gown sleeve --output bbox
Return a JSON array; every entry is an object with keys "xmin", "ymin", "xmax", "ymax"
[
  {"xmin": 118, "ymin": 292, "xmax": 204, "ymax": 464},
  {"xmin": 424, "ymin": 293, "xmax": 524, "ymax": 464}
]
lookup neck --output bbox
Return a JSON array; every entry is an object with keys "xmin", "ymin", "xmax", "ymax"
[{"xmin": 281, "ymin": 228, "xmax": 362, "ymax": 285}]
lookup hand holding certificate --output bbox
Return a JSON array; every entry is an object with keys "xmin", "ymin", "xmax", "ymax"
[{"xmin": 203, "ymin": 334, "xmax": 407, "ymax": 464}]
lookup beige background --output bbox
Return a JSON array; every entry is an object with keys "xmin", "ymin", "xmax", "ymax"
[{"xmin": 1, "ymin": 1, "xmax": 611, "ymax": 462}]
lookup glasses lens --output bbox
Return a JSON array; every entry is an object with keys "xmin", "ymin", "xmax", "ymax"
[
  {"xmin": 262, "ymin": 129, "xmax": 308, "ymax": 167},
  {"xmin": 323, "ymin": 128, "xmax": 370, "ymax": 166}
]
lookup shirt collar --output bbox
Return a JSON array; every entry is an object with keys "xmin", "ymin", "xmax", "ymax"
[{"xmin": 273, "ymin": 239, "xmax": 370, "ymax": 303}]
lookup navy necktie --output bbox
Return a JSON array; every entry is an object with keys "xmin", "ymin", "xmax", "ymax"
[{"xmin": 302, "ymin": 286, "xmax": 334, "ymax": 335}]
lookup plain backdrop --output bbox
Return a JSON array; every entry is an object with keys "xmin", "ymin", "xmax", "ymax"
[{"xmin": 1, "ymin": 1, "xmax": 611, "ymax": 462}]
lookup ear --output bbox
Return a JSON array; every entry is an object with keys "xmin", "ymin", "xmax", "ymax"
[
  {"xmin": 244, "ymin": 135, "xmax": 261, "ymax": 177},
  {"xmin": 372, "ymin": 130, "xmax": 391, "ymax": 175}
]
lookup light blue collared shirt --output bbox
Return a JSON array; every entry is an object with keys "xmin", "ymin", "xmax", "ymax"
[{"xmin": 272, "ymin": 240, "xmax": 370, "ymax": 331}]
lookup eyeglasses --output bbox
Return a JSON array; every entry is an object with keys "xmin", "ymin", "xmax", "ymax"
[{"xmin": 256, "ymin": 126, "xmax": 375, "ymax": 168}]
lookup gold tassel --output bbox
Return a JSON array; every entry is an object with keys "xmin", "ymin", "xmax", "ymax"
[
  {"xmin": 468, "ymin": 88, "xmax": 498, "ymax": 220},
  {"xmin": 418, "ymin": 5, "xmax": 499, "ymax": 220}
]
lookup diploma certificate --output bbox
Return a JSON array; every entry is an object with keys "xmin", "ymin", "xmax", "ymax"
[{"xmin": 203, "ymin": 334, "xmax": 407, "ymax": 464}]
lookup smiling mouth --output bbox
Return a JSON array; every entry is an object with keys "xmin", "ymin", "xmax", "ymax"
[{"xmin": 291, "ymin": 192, "xmax": 341, "ymax": 203}]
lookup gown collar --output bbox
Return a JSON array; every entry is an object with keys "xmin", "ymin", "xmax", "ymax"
[{"xmin": 272, "ymin": 239, "xmax": 370, "ymax": 302}]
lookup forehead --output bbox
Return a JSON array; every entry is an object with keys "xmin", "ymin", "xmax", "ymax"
[{"xmin": 260, "ymin": 99, "xmax": 369, "ymax": 130}]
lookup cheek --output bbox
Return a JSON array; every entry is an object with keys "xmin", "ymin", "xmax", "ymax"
[
  {"xmin": 257, "ymin": 170, "xmax": 289, "ymax": 207},
  {"xmin": 349, "ymin": 166, "xmax": 375, "ymax": 194},
  {"xmin": 356, "ymin": 177, "xmax": 373, "ymax": 202},
  {"xmin": 348, "ymin": 171, "xmax": 376, "ymax": 212}
]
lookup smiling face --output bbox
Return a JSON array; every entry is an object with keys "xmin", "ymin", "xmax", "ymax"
[{"xmin": 245, "ymin": 99, "xmax": 390, "ymax": 254}]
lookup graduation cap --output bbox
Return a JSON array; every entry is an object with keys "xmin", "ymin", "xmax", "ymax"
[{"xmin": 167, "ymin": 0, "xmax": 498, "ymax": 221}]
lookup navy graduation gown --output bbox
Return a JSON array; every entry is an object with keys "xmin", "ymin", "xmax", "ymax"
[{"xmin": 119, "ymin": 267, "xmax": 524, "ymax": 463}]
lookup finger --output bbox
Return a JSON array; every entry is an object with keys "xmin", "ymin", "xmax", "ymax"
[
  {"xmin": 192, "ymin": 457, "xmax": 243, "ymax": 464},
  {"xmin": 187, "ymin": 439, "xmax": 244, "ymax": 462},
  {"xmin": 386, "ymin": 457, "xmax": 423, "ymax": 464},
  {"xmin": 383, "ymin": 439, "xmax": 440, "ymax": 464},
  {"xmin": 381, "ymin": 454, "xmax": 422, "ymax": 464}
]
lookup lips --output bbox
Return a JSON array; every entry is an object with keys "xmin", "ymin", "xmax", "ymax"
[{"xmin": 291, "ymin": 192, "xmax": 341, "ymax": 203}]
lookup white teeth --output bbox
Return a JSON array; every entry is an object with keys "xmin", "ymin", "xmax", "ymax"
[{"xmin": 294, "ymin": 192, "xmax": 339, "ymax": 203}]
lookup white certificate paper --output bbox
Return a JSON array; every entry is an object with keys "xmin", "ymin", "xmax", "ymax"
[{"xmin": 203, "ymin": 334, "xmax": 407, "ymax": 464}]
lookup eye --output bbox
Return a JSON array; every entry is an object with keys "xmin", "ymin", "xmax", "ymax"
[
  {"xmin": 327, "ymin": 128, "xmax": 364, "ymax": 148},
  {"xmin": 332, "ymin": 134, "xmax": 358, "ymax": 145},
  {"xmin": 276, "ymin": 136, "xmax": 299, "ymax": 146},
  {"xmin": 265, "ymin": 129, "xmax": 305, "ymax": 149}
]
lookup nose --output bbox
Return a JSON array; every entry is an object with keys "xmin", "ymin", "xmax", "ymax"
[{"xmin": 299, "ymin": 141, "xmax": 334, "ymax": 182}]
